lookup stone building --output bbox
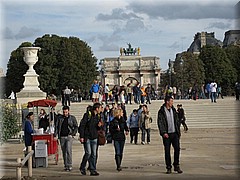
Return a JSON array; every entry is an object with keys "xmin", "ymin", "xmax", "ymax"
[
  {"xmin": 99, "ymin": 45, "xmax": 161, "ymax": 90},
  {"xmin": 223, "ymin": 30, "xmax": 240, "ymax": 47},
  {"xmin": 187, "ymin": 32, "xmax": 223, "ymax": 54}
]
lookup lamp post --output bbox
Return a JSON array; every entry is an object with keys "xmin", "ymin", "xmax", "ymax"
[
  {"xmin": 180, "ymin": 57, "xmax": 184, "ymax": 99},
  {"xmin": 168, "ymin": 59, "xmax": 172, "ymax": 86},
  {"xmin": 99, "ymin": 59, "xmax": 105, "ymax": 86}
]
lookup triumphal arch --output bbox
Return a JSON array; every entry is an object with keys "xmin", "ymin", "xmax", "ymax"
[{"xmin": 99, "ymin": 44, "xmax": 161, "ymax": 90}]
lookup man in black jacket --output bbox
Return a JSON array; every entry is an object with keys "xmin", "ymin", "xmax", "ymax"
[
  {"xmin": 79, "ymin": 103, "xmax": 103, "ymax": 176},
  {"xmin": 157, "ymin": 96, "xmax": 183, "ymax": 174},
  {"xmin": 54, "ymin": 106, "xmax": 78, "ymax": 172}
]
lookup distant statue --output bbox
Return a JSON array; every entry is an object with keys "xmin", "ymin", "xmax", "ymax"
[
  {"xmin": 122, "ymin": 43, "xmax": 139, "ymax": 56},
  {"xmin": 137, "ymin": 47, "xmax": 140, "ymax": 55},
  {"xmin": 120, "ymin": 47, "xmax": 123, "ymax": 56},
  {"xmin": 127, "ymin": 43, "xmax": 132, "ymax": 49}
]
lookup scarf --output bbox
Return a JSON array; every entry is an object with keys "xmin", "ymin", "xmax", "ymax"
[{"xmin": 164, "ymin": 106, "xmax": 175, "ymax": 133}]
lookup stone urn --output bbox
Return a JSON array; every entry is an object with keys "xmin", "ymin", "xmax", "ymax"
[
  {"xmin": 22, "ymin": 47, "xmax": 41, "ymax": 75},
  {"xmin": 16, "ymin": 47, "xmax": 46, "ymax": 104}
]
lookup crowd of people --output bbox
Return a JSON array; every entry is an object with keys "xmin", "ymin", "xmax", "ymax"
[
  {"xmin": 164, "ymin": 80, "xmax": 225, "ymax": 103},
  {"xmin": 88, "ymin": 80, "xmax": 157, "ymax": 105},
  {"xmin": 59, "ymin": 79, "xmax": 228, "ymax": 108},
  {"xmin": 24, "ymin": 92, "xmax": 189, "ymax": 176},
  {"xmin": 29, "ymin": 79, "xmax": 240, "ymax": 177}
]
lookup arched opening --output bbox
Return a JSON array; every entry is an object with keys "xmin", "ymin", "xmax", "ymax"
[{"xmin": 123, "ymin": 77, "xmax": 139, "ymax": 86}]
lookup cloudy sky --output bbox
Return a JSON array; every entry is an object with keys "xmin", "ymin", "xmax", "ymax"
[{"xmin": 0, "ymin": 0, "xmax": 239, "ymax": 73}]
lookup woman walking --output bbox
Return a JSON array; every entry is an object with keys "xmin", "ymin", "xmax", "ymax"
[
  {"xmin": 109, "ymin": 109, "xmax": 129, "ymax": 171},
  {"xmin": 139, "ymin": 105, "xmax": 152, "ymax": 145}
]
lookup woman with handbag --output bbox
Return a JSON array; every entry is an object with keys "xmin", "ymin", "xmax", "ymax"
[{"xmin": 109, "ymin": 109, "xmax": 129, "ymax": 171}]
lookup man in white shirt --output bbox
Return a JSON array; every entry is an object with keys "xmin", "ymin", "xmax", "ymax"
[
  {"xmin": 210, "ymin": 80, "xmax": 217, "ymax": 103},
  {"xmin": 64, "ymin": 86, "xmax": 72, "ymax": 106},
  {"xmin": 104, "ymin": 84, "xmax": 110, "ymax": 104}
]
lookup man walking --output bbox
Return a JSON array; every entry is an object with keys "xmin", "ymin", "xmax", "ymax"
[
  {"xmin": 104, "ymin": 84, "xmax": 110, "ymax": 104},
  {"xmin": 79, "ymin": 103, "xmax": 103, "ymax": 176},
  {"xmin": 64, "ymin": 86, "xmax": 71, "ymax": 106},
  {"xmin": 210, "ymin": 80, "xmax": 217, "ymax": 103},
  {"xmin": 157, "ymin": 96, "xmax": 183, "ymax": 174},
  {"xmin": 54, "ymin": 106, "xmax": 78, "ymax": 171},
  {"xmin": 90, "ymin": 80, "xmax": 100, "ymax": 103}
]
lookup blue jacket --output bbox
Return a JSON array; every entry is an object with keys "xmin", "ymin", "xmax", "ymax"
[
  {"xmin": 90, "ymin": 84, "xmax": 100, "ymax": 93},
  {"xmin": 24, "ymin": 120, "xmax": 35, "ymax": 147},
  {"xmin": 127, "ymin": 113, "xmax": 139, "ymax": 128}
]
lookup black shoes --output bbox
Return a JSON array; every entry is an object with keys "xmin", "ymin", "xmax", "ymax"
[
  {"xmin": 174, "ymin": 166, "xmax": 183, "ymax": 173},
  {"xmin": 80, "ymin": 169, "xmax": 99, "ymax": 176},
  {"xmin": 166, "ymin": 169, "xmax": 172, "ymax": 174},
  {"xmin": 117, "ymin": 167, "xmax": 122, "ymax": 171},
  {"xmin": 166, "ymin": 166, "xmax": 183, "ymax": 174},
  {"xmin": 90, "ymin": 171, "xmax": 100, "ymax": 176},
  {"xmin": 80, "ymin": 169, "xmax": 86, "ymax": 175}
]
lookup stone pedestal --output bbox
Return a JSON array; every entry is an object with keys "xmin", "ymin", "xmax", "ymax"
[{"xmin": 16, "ymin": 47, "xmax": 46, "ymax": 104}]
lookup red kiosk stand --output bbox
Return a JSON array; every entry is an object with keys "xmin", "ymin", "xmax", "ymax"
[
  {"xmin": 32, "ymin": 133, "xmax": 58, "ymax": 165},
  {"xmin": 28, "ymin": 99, "xmax": 59, "ymax": 165}
]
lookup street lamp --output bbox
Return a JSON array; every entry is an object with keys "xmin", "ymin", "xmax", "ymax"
[
  {"xmin": 179, "ymin": 57, "xmax": 184, "ymax": 99},
  {"xmin": 168, "ymin": 59, "xmax": 172, "ymax": 86},
  {"xmin": 99, "ymin": 59, "xmax": 106, "ymax": 86}
]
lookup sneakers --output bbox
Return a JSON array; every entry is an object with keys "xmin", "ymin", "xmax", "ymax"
[
  {"xmin": 90, "ymin": 171, "xmax": 100, "ymax": 176},
  {"xmin": 147, "ymin": 142, "xmax": 150, "ymax": 144},
  {"xmin": 141, "ymin": 141, "xmax": 145, "ymax": 145},
  {"xmin": 174, "ymin": 166, "xmax": 183, "ymax": 173},
  {"xmin": 65, "ymin": 167, "xmax": 72, "ymax": 172}
]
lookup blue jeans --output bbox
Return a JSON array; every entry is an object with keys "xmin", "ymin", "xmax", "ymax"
[
  {"xmin": 211, "ymin": 92, "xmax": 217, "ymax": 102},
  {"xmin": 114, "ymin": 140, "xmax": 125, "ymax": 156},
  {"xmin": 60, "ymin": 136, "xmax": 73, "ymax": 169},
  {"xmin": 80, "ymin": 138, "xmax": 98, "ymax": 171}
]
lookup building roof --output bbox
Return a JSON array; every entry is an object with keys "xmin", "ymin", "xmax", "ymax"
[{"xmin": 187, "ymin": 32, "xmax": 223, "ymax": 53}]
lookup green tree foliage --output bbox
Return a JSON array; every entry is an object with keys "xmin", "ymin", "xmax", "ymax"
[
  {"xmin": 173, "ymin": 52, "xmax": 205, "ymax": 93},
  {"xmin": 199, "ymin": 45, "xmax": 237, "ymax": 95},
  {"xmin": 1, "ymin": 105, "xmax": 20, "ymax": 142},
  {"xmin": 5, "ymin": 42, "xmax": 32, "ymax": 96},
  {"xmin": 224, "ymin": 45, "xmax": 240, "ymax": 82},
  {"xmin": 5, "ymin": 34, "xmax": 99, "ymax": 96}
]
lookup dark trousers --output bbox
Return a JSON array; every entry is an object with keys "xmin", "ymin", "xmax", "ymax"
[
  {"xmin": 141, "ymin": 128, "xmax": 150, "ymax": 143},
  {"xmin": 236, "ymin": 90, "xmax": 239, "ymax": 100},
  {"xmin": 181, "ymin": 120, "xmax": 188, "ymax": 131},
  {"xmin": 65, "ymin": 94, "xmax": 71, "ymax": 106},
  {"xmin": 130, "ymin": 127, "xmax": 139, "ymax": 144},
  {"xmin": 162, "ymin": 133, "xmax": 180, "ymax": 169},
  {"xmin": 105, "ymin": 93, "xmax": 109, "ymax": 104},
  {"xmin": 146, "ymin": 94, "xmax": 151, "ymax": 104},
  {"xmin": 127, "ymin": 93, "xmax": 132, "ymax": 104}
]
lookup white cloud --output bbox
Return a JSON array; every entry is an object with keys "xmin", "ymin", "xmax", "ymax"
[{"xmin": 0, "ymin": 0, "xmax": 238, "ymax": 72}]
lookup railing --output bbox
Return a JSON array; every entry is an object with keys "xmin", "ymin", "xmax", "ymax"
[{"xmin": 1, "ymin": 146, "xmax": 34, "ymax": 180}]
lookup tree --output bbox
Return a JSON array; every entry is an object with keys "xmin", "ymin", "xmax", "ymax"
[
  {"xmin": 173, "ymin": 52, "xmax": 205, "ymax": 94},
  {"xmin": 1, "ymin": 105, "xmax": 21, "ymax": 142},
  {"xmin": 5, "ymin": 42, "xmax": 32, "ymax": 96},
  {"xmin": 34, "ymin": 35, "xmax": 99, "ymax": 95},
  {"xmin": 224, "ymin": 45, "xmax": 240, "ymax": 82},
  {"xmin": 199, "ymin": 45, "xmax": 237, "ymax": 95},
  {"xmin": 5, "ymin": 34, "xmax": 99, "ymax": 96}
]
